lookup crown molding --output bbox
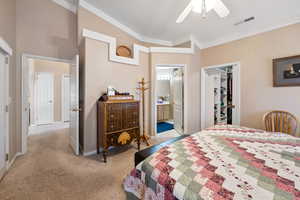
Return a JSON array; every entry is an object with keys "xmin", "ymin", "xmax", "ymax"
[
  {"xmin": 62, "ymin": 0, "xmax": 300, "ymax": 51},
  {"xmin": 201, "ymin": 17, "xmax": 300, "ymax": 49},
  {"xmin": 52, "ymin": 0, "xmax": 77, "ymax": 13},
  {"xmin": 0, "ymin": 37, "xmax": 13, "ymax": 56},
  {"xmin": 150, "ymin": 47, "xmax": 194, "ymax": 54},
  {"xmin": 79, "ymin": 0, "xmax": 173, "ymax": 47}
]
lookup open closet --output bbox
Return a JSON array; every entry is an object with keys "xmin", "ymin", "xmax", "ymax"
[{"xmin": 202, "ymin": 64, "xmax": 240, "ymax": 129}]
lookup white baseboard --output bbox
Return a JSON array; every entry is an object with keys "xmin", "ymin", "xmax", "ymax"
[
  {"xmin": 83, "ymin": 151, "xmax": 97, "ymax": 156},
  {"xmin": 83, "ymin": 147, "xmax": 104, "ymax": 156},
  {"xmin": 7, "ymin": 152, "xmax": 23, "ymax": 170},
  {"xmin": 29, "ymin": 122, "xmax": 70, "ymax": 135}
]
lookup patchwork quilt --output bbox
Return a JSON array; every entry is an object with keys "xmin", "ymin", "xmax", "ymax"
[{"xmin": 123, "ymin": 125, "xmax": 300, "ymax": 200}]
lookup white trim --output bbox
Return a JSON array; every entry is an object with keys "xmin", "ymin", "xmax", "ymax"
[
  {"xmin": 52, "ymin": 0, "xmax": 77, "ymax": 13},
  {"xmin": 200, "ymin": 62, "xmax": 241, "ymax": 130},
  {"xmin": 1, "ymin": 53, "xmax": 10, "ymax": 172},
  {"xmin": 21, "ymin": 54, "xmax": 72, "ymax": 155},
  {"xmin": 23, "ymin": 54, "xmax": 72, "ymax": 64},
  {"xmin": 0, "ymin": 37, "xmax": 12, "ymax": 56},
  {"xmin": 79, "ymin": 0, "xmax": 173, "ymax": 46},
  {"xmin": 82, "ymin": 29, "xmax": 148, "ymax": 65},
  {"xmin": 82, "ymin": 29, "xmax": 196, "ymax": 65},
  {"xmin": 61, "ymin": 74, "xmax": 70, "ymax": 123},
  {"xmin": 190, "ymin": 35, "xmax": 202, "ymax": 50},
  {"xmin": 151, "ymin": 64, "xmax": 188, "ymax": 136},
  {"xmin": 29, "ymin": 122, "xmax": 69, "ymax": 135},
  {"xmin": 79, "ymin": 0, "xmax": 300, "ymax": 50},
  {"xmin": 78, "ymin": 0, "xmax": 205, "ymax": 48},
  {"xmin": 83, "ymin": 150, "xmax": 97, "ymax": 157},
  {"xmin": 7, "ymin": 152, "xmax": 22, "ymax": 170},
  {"xmin": 141, "ymin": 36, "xmax": 174, "ymax": 47},
  {"xmin": 201, "ymin": 17, "xmax": 300, "ymax": 49},
  {"xmin": 150, "ymin": 47, "xmax": 193, "ymax": 54},
  {"xmin": 172, "ymin": 34, "xmax": 202, "ymax": 50}
]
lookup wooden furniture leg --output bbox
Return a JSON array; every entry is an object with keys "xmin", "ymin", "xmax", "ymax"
[
  {"xmin": 141, "ymin": 133, "xmax": 150, "ymax": 146},
  {"xmin": 103, "ymin": 149, "xmax": 107, "ymax": 163}
]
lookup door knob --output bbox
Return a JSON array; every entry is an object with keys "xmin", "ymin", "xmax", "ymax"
[
  {"xmin": 72, "ymin": 108, "xmax": 82, "ymax": 112},
  {"xmin": 228, "ymin": 104, "xmax": 236, "ymax": 109}
]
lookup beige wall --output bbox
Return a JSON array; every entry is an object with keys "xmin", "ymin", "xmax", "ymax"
[
  {"xmin": 78, "ymin": 5, "xmax": 203, "ymax": 153},
  {"xmin": 82, "ymin": 38, "xmax": 151, "ymax": 153},
  {"xmin": 150, "ymin": 51, "xmax": 202, "ymax": 135},
  {"xmin": 30, "ymin": 59, "xmax": 70, "ymax": 123},
  {"xmin": 0, "ymin": 0, "xmax": 17, "ymax": 161},
  {"xmin": 14, "ymin": 0, "xmax": 78, "ymax": 153},
  {"xmin": 200, "ymin": 23, "xmax": 300, "ymax": 135}
]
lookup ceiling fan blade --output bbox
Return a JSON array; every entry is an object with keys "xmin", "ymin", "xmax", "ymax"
[
  {"xmin": 176, "ymin": 1, "xmax": 193, "ymax": 23},
  {"xmin": 213, "ymin": 0, "xmax": 230, "ymax": 18}
]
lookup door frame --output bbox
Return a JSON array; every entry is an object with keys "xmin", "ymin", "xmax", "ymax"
[
  {"xmin": 34, "ymin": 72, "xmax": 55, "ymax": 125},
  {"xmin": 0, "ymin": 37, "xmax": 12, "ymax": 174},
  {"xmin": 151, "ymin": 64, "xmax": 188, "ymax": 136},
  {"xmin": 61, "ymin": 74, "xmax": 70, "ymax": 123},
  {"xmin": 0, "ymin": 53, "xmax": 10, "ymax": 171},
  {"xmin": 21, "ymin": 54, "xmax": 71, "ymax": 154},
  {"xmin": 201, "ymin": 62, "xmax": 241, "ymax": 130}
]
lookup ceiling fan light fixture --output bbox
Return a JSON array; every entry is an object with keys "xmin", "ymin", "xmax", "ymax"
[
  {"xmin": 176, "ymin": 0, "xmax": 229, "ymax": 23},
  {"xmin": 192, "ymin": 0, "xmax": 217, "ymax": 13},
  {"xmin": 192, "ymin": 0, "xmax": 203, "ymax": 13}
]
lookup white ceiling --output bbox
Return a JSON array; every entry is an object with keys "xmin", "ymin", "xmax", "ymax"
[{"xmin": 83, "ymin": 0, "xmax": 300, "ymax": 48}]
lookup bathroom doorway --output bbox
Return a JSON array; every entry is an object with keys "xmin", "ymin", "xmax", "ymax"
[{"xmin": 155, "ymin": 66, "xmax": 184, "ymax": 135}]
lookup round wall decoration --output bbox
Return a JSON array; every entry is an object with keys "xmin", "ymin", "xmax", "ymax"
[{"xmin": 116, "ymin": 45, "xmax": 132, "ymax": 58}]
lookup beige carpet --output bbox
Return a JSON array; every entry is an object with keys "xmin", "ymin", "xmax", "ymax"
[{"xmin": 0, "ymin": 129, "xmax": 179, "ymax": 200}]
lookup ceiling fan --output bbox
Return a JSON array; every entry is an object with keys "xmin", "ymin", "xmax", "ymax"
[{"xmin": 176, "ymin": 0, "xmax": 230, "ymax": 23}]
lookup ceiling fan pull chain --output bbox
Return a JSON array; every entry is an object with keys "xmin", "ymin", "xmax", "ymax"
[{"xmin": 202, "ymin": 0, "xmax": 207, "ymax": 18}]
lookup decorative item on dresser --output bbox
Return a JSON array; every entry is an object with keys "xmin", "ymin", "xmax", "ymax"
[{"xmin": 97, "ymin": 95, "xmax": 140, "ymax": 163}]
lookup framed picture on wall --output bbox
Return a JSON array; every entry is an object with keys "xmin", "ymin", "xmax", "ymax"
[{"xmin": 273, "ymin": 55, "xmax": 300, "ymax": 87}]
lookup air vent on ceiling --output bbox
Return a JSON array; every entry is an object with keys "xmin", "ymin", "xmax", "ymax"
[{"xmin": 234, "ymin": 16, "xmax": 255, "ymax": 26}]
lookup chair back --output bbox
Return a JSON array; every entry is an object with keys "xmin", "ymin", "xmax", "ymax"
[{"xmin": 263, "ymin": 111, "xmax": 298, "ymax": 135}]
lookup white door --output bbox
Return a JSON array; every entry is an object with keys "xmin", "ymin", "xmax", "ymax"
[
  {"xmin": 173, "ymin": 68, "xmax": 184, "ymax": 133},
  {"xmin": 231, "ymin": 65, "xmax": 240, "ymax": 125},
  {"xmin": 62, "ymin": 75, "xmax": 70, "ymax": 122},
  {"xmin": 204, "ymin": 73, "xmax": 215, "ymax": 128},
  {"xmin": 70, "ymin": 55, "xmax": 79, "ymax": 155},
  {"xmin": 35, "ymin": 73, "xmax": 54, "ymax": 125},
  {"xmin": 0, "ymin": 53, "xmax": 8, "ymax": 179}
]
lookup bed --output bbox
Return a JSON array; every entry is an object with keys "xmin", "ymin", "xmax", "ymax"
[{"xmin": 124, "ymin": 125, "xmax": 300, "ymax": 200}]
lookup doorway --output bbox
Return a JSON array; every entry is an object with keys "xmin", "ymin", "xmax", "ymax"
[
  {"xmin": 21, "ymin": 54, "xmax": 79, "ymax": 155},
  {"xmin": 153, "ymin": 65, "xmax": 186, "ymax": 135},
  {"xmin": 201, "ymin": 62, "xmax": 241, "ymax": 129},
  {"xmin": 0, "ymin": 50, "xmax": 9, "ymax": 180}
]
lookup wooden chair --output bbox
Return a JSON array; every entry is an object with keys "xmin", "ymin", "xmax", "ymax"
[{"xmin": 263, "ymin": 111, "xmax": 299, "ymax": 136}]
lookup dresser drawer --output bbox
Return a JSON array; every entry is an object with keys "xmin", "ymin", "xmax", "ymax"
[
  {"xmin": 106, "ymin": 129, "xmax": 139, "ymax": 147},
  {"xmin": 122, "ymin": 102, "xmax": 139, "ymax": 129},
  {"xmin": 106, "ymin": 103, "xmax": 123, "ymax": 132}
]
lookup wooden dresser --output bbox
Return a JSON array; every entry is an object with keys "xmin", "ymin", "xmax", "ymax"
[{"xmin": 97, "ymin": 99, "xmax": 140, "ymax": 162}]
